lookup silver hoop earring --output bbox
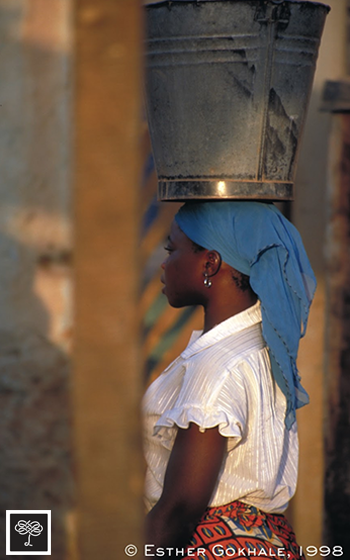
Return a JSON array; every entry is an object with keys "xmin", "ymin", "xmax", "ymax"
[{"xmin": 204, "ymin": 272, "xmax": 212, "ymax": 288}]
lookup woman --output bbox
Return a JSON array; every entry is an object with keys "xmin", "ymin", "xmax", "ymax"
[{"xmin": 143, "ymin": 201, "xmax": 314, "ymax": 559}]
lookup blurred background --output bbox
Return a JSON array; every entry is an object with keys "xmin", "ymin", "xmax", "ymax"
[{"xmin": 0, "ymin": 0, "xmax": 349, "ymax": 558}]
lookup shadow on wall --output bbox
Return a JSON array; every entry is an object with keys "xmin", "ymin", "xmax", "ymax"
[
  {"xmin": 0, "ymin": 2, "xmax": 74, "ymax": 559},
  {"xmin": 0, "ymin": 238, "xmax": 74, "ymax": 560}
]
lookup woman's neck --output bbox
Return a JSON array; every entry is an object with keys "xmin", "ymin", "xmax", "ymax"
[{"xmin": 203, "ymin": 292, "xmax": 257, "ymax": 334}]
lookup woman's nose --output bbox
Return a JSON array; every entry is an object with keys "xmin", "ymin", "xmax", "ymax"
[{"xmin": 161, "ymin": 260, "xmax": 165, "ymax": 270}]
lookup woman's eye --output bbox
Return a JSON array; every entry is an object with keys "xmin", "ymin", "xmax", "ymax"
[{"xmin": 164, "ymin": 246, "xmax": 173, "ymax": 254}]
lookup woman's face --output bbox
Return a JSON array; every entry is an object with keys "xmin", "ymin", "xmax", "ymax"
[{"xmin": 161, "ymin": 220, "xmax": 205, "ymax": 308}]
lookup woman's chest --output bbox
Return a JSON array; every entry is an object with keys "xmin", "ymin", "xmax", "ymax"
[{"xmin": 143, "ymin": 356, "xmax": 186, "ymax": 417}]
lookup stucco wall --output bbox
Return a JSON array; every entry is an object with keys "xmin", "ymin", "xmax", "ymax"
[{"xmin": 0, "ymin": 1, "xmax": 74, "ymax": 557}]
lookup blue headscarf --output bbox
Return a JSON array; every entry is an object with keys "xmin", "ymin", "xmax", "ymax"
[{"xmin": 175, "ymin": 201, "xmax": 316, "ymax": 429}]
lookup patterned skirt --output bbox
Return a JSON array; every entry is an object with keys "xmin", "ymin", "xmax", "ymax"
[{"xmin": 183, "ymin": 500, "xmax": 305, "ymax": 560}]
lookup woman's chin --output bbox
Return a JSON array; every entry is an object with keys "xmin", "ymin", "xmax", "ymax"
[
  {"xmin": 161, "ymin": 287, "xmax": 189, "ymax": 308},
  {"xmin": 167, "ymin": 298, "xmax": 186, "ymax": 309}
]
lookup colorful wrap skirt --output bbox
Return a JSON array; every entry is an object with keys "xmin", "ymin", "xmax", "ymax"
[{"xmin": 183, "ymin": 500, "xmax": 305, "ymax": 560}]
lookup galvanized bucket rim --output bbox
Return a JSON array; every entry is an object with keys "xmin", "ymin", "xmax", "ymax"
[{"xmin": 145, "ymin": 0, "xmax": 331, "ymax": 12}]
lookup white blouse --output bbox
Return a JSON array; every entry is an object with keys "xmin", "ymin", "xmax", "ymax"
[{"xmin": 143, "ymin": 301, "xmax": 299, "ymax": 514}]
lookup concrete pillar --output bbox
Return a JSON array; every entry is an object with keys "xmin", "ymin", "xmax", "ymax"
[{"xmin": 73, "ymin": 0, "xmax": 143, "ymax": 558}]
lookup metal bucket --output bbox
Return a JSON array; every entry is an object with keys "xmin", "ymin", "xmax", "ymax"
[{"xmin": 145, "ymin": 0, "xmax": 330, "ymax": 201}]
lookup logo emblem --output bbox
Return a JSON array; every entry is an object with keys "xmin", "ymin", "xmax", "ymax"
[{"xmin": 6, "ymin": 510, "xmax": 51, "ymax": 555}]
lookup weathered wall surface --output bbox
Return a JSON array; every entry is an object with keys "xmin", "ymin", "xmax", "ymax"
[{"xmin": 0, "ymin": 1, "xmax": 74, "ymax": 557}]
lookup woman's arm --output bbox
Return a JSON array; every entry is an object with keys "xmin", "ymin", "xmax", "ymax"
[{"xmin": 145, "ymin": 422, "xmax": 227, "ymax": 553}]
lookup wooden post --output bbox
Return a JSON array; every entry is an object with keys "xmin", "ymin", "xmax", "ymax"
[
  {"xmin": 321, "ymin": 80, "xmax": 350, "ymax": 552},
  {"xmin": 289, "ymin": 2, "xmax": 347, "ymax": 547},
  {"xmin": 73, "ymin": 0, "xmax": 143, "ymax": 557}
]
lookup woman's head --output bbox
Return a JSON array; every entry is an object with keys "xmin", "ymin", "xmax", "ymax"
[
  {"xmin": 161, "ymin": 219, "xmax": 253, "ymax": 309},
  {"xmin": 173, "ymin": 200, "xmax": 316, "ymax": 429}
]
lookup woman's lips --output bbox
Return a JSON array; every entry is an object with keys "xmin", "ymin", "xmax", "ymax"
[{"xmin": 160, "ymin": 277, "xmax": 166, "ymax": 293}]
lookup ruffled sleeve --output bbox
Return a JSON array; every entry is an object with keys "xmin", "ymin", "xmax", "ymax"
[{"xmin": 153, "ymin": 357, "xmax": 248, "ymax": 452}]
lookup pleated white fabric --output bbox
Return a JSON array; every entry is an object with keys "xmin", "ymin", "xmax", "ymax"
[{"xmin": 143, "ymin": 301, "xmax": 298, "ymax": 514}]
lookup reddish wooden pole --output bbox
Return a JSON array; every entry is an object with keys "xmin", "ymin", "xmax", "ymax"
[{"xmin": 73, "ymin": 0, "xmax": 143, "ymax": 557}]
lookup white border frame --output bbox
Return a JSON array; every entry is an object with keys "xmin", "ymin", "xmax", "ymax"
[{"xmin": 6, "ymin": 510, "xmax": 51, "ymax": 555}]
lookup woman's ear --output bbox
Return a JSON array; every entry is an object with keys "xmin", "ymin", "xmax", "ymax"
[{"xmin": 204, "ymin": 250, "xmax": 222, "ymax": 277}]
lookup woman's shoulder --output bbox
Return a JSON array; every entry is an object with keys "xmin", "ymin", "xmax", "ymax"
[{"xmin": 182, "ymin": 322, "xmax": 266, "ymax": 375}]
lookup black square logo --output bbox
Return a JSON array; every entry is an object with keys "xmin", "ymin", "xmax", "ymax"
[{"xmin": 6, "ymin": 510, "xmax": 51, "ymax": 555}]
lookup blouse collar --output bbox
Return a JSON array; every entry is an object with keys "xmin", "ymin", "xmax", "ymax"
[{"xmin": 181, "ymin": 300, "xmax": 262, "ymax": 359}]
